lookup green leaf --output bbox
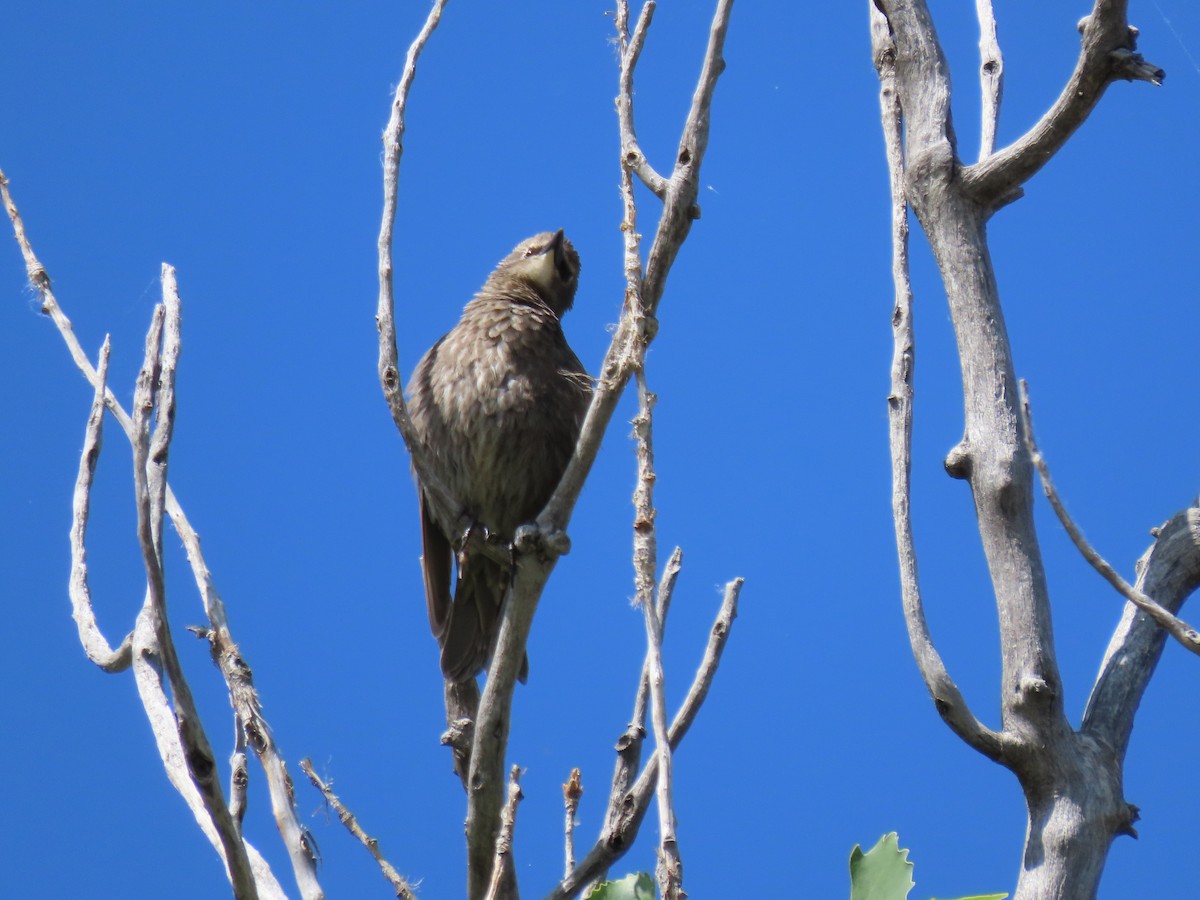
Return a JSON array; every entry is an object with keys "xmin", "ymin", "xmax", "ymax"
[
  {"xmin": 850, "ymin": 833, "xmax": 915, "ymax": 900},
  {"xmin": 585, "ymin": 872, "xmax": 656, "ymax": 900}
]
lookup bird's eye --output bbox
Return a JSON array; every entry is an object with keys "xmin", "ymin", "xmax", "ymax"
[{"xmin": 523, "ymin": 246, "xmax": 538, "ymax": 258}]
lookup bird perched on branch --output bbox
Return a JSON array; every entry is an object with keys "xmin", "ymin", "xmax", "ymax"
[{"xmin": 409, "ymin": 230, "xmax": 591, "ymax": 683}]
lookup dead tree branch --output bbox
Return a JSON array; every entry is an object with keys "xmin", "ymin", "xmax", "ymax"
[
  {"xmin": 631, "ymin": 370, "xmax": 683, "ymax": 899},
  {"xmin": 961, "ymin": 2, "xmax": 1163, "ymax": 207},
  {"xmin": 1084, "ymin": 507, "xmax": 1200, "ymax": 758},
  {"xmin": 461, "ymin": 2, "xmax": 735, "ymax": 896},
  {"xmin": 3, "ymin": 171, "xmax": 314, "ymax": 900},
  {"xmin": 563, "ymin": 768, "xmax": 583, "ymax": 879},
  {"xmin": 871, "ymin": 3, "xmax": 1003, "ymax": 761},
  {"xmin": 550, "ymin": 576, "xmax": 741, "ymax": 900},
  {"xmin": 975, "ymin": 0, "xmax": 1003, "ymax": 159},
  {"xmin": 1019, "ymin": 381, "xmax": 1200, "ymax": 656},
  {"xmin": 69, "ymin": 336, "xmax": 134, "ymax": 672},
  {"xmin": 482, "ymin": 767, "xmax": 524, "ymax": 900},
  {"xmin": 871, "ymin": 0, "xmax": 1186, "ymax": 895},
  {"xmin": 300, "ymin": 759, "xmax": 417, "ymax": 900}
]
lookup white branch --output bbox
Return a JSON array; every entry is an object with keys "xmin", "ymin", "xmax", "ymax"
[{"xmin": 975, "ymin": 0, "xmax": 1003, "ymax": 159}]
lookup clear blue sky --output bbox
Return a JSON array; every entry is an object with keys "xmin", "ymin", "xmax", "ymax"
[{"xmin": 3, "ymin": 2, "xmax": 1199, "ymax": 897}]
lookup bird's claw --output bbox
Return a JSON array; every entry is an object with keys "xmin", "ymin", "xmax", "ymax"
[{"xmin": 513, "ymin": 524, "xmax": 571, "ymax": 558}]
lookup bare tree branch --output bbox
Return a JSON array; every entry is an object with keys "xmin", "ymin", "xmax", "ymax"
[
  {"xmin": 69, "ymin": 336, "xmax": 134, "ymax": 671},
  {"xmin": 375, "ymin": 0, "xmax": 456, "ymax": 520},
  {"xmin": 442, "ymin": 678, "xmax": 481, "ymax": 790},
  {"xmin": 134, "ymin": 280, "xmax": 263, "ymax": 900},
  {"xmin": 538, "ymin": 0, "xmax": 733, "ymax": 533},
  {"xmin": 483, "ymin": 767, "xmax": 524, "ymax": 900},
  {"xmin": 300, "ymin": 759, "xmax": 417, "ymax": 900},
  {"xmin": 616, "ymin": 2, "xmax": 667, "ymax": 198},
  {"xmin": 465, "ymin": 3, "xmax": 735, "ymax": 896},
  {"xmin": 4, "ymin": 163, "xmax": 312, "ymax": 900},
  {"xmin": 631, "ymin": 370, "xmax": 683, "ymax": 899},
  {"xmin": 961, "ymin": 2, "xmax": 1163, "ymax": 207},
  {"xmin": 588, "ymin": 547, "xmax": 682, "ymax": 892},
  {"xmin": 975, "ymin": 0, "xmax": 1003, "ymax": 160},
  {"xmin": 1084, "ymin": 507, "xmax": 1200, "ymax": 757},
  {"xmin": 871, "ymin": 2, "xmax": 1004, "ymax": 762},
  {"xmin": 1018, "ymin": 382, "xmax": 1200, "ymax": 655},
  {"xmin": 563, "ymin": 768, "xmax": 583, "ymax": 879},
  {"xmin": 551, "ymin": 577, "xmax": 741, "ymax": 900},
  {"xmin": 872, "ymin": 0, "xmax": 1180, "ymax": 893}
]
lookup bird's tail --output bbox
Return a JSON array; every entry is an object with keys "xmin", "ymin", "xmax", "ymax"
[{"xmin": 441, "ymin": 556, "xmax": 529, "ymax": 684}]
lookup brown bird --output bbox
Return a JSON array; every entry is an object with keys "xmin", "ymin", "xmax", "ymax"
[{"xmin": 408, "ymin": 230, "xmax": 591, "ymax": 683}]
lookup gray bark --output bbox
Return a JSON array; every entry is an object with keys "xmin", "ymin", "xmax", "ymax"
[{"xmin": 872, "ymin": 2, "xmax": 1196, "ymax": 897}]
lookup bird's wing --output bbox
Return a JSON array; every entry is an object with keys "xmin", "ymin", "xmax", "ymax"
[{"xmin": 419, "ymin": 491, "xmax": 453, "ymax": 640}]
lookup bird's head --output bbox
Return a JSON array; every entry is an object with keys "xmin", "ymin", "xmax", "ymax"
[{"xmin": 492, "ymin": 229, "xmax": 580, "ymax": 315}]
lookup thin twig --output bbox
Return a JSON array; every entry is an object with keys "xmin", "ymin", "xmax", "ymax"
[
  {"xmin": 138, "ymin": 283, "xmax": 262, "ymax": 899},
  {"xmin": 590, "ymin": 547, "xmax": 682, "ymax": 891},
  {"xmin": 975, "ymin": 0, "xmax": 1003, "ymax": 159},
  {"xmin": 481, "ymin": 766, "xmax": 524, "ymax": 900},
  {"xmin": 69, "ymin": 336, "xmax": 133, "ymax": 671},
  {"xmin": 1018, "ymin": 381, "xmax": 1200, "ymax": 655},
  {"xmin": 376, "ymin": 0, "xmax": 456, "ymax": 518},
  {"xmin": 563, "ymin": 768, "xmax": 583, "ymax": 879},
  {"xmin": 300, "ymin": 759, "xmax": 417, "ymax": 900},
  {"xmin": 538, "ymin": 0, "xmax": 733, "ymax": 533},
  {"xmin": 632, "ymin": 369, "xmax": 683, "ymax": 899},
  {"xmin": 551, "ymin": 577, "xmax": 741, "ymax": 900},
  {"xmin": 870, "ymin": 2, "xmax": 1003, "ymax": 761},
  {"xmin": 616, "ymin": 2, "xmax": 667, "ymax": 198}
]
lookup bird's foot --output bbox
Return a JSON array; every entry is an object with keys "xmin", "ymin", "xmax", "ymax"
[{"xmin": 514, "ymin": 524, "xmax": 572, "ymax": 559}]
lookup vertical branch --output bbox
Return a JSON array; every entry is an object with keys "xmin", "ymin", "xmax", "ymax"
[
  {"xmin": 131, "ymin": 281, "xmax": 261, "ymax": 899},
  {"xmin": 465, "ymin": 3, "xmax": 733, "ymax": 896},
  {"xmin": 590, "ymin": 547, "xmax": 682, "ymax": 891},
  {"xmin": 563, "ymin": 768, "xmax": 583, "ymax": 880},
  {"xmin": 550, "ymin": 575, "xmax": 739, "ymax": 900},
  {"xmin": 482, "ymin": 767, "xmax": 524, "ymax": 900},
  {"xmin": 375, "ymin": 0, "xmax": 456, "ymax": 517},
  {"xmin": 976, "ymin": 0, "xmax": 1003, "ymax": 159},
  {"xmin": 870, "ymin": 3, "xmax": 1001, "ymax": 757},
  {"xmin": 632, "ymin": 370, "xmax": 683, "ymax": 898}
]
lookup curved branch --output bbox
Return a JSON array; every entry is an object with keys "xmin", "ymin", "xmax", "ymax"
[
  {"xmin": 1084, "ymin": 507, "xmax": 1200, "ymax": 756},
  {"xmin": 375, "ymin": 0, "xmax": 458, "ymax": 519},
  {"xmin": 871, "ymin": 3, "xmax": 1003, "ymax": 761},
  {"xmin": 961, "ymin": 2, "xmax": 1162, "ymax": 207},
  {"xmin": 4, "ymin": 162, "xmax": 313, "ymax": 900},
  {"xmin": 69, "ymin": 336, "xmax": 134, "ymax": 671},
  {"xmin": 617, "ymin": 2, "xmax": 667, "ymax": 197}
]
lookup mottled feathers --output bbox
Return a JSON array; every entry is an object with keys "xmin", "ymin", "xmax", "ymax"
[{"xmin": 409, "ymin": 230, "xmax": 590, "ymax": 682}]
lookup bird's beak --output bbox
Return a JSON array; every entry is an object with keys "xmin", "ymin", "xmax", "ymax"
[{"xmin": 547, "ymin": 229, "xmax": 569, "ymax": 278}]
